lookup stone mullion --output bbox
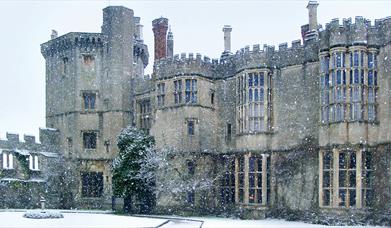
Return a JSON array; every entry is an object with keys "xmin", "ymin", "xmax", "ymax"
[
  {"xmin": 332, "ymin": 148, "xmax": 339, "ymax": 207},
  {"xmin": 235, "ymin": 157, "xmax": 239, "ymax": 203},
  {"xmin": 319, "ymin": 149, "xmax": 324, "ymax": 207},
  {"xmin": 356, "ymin": 149, "xmax": 363, "ymax": 208},
  {"xmin": 244, "ymin": 153, "xmax": 250, "ymax": 204},
  {"xmin": 261, "ymin": 154, "xmax": 268, "ymax": 206}
]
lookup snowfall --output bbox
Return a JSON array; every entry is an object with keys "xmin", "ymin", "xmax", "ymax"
[{"xmin": 0, "ymin": 211, "xmax": 384, "ymax": 228}]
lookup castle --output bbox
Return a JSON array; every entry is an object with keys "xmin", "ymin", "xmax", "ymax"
[{"xmin": 1, "ymin": 1, "xmax": 391, "ymax": 222}]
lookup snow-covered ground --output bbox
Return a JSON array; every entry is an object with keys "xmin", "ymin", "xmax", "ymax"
[
  {"xmin": 200, "ymin": 217, "xmax": 381, "ymax": 228},
  {"xmin": 0, "ymin": 212, "xmax": 166, "ymax": 228},
  {"xmin": 0, "ymin": 211, "xmax": 384, "ymax": 228}
]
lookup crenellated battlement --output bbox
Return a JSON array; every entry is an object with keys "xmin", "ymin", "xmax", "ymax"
[
  {"xmin": 318, "ymin": 16, "xmax": 391, "ymax": 50},
  {"xmin": 41, "ymin": 32, "xmax": 105, "ymax": 58},
  {"xmin": 232, "ymin": 38, "xmax": 318, "ymax": 72},
  {"xmin": 154, "ymin": 52, "xmax": 220, "ymax": 80},
  {"xmin": 0, "ymin": 128, "xmax": 60, "ymax": 154}
]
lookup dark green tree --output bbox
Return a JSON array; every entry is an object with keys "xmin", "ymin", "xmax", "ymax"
[{"xmin": 112, "ymin": 126, "xmax": 155, "ymax": 213}]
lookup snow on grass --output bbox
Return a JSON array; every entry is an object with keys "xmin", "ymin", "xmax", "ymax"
[
  {"xmin": 0, "ymin": 212, "xmax": 166, "ymax": 228},
  {"xmin": 199, "ymin": 217, "xmax": 382, "ymax": 228}
]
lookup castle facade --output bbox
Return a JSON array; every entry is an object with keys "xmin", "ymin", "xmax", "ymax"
[{"xmin": 1, "ymin": 1, "xmax": 391, "ymax": 222}]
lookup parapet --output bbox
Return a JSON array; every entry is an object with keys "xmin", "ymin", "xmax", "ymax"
[
  {"xmin": 154, "ymin": 53, "xmax": 219, "ymax": 80},
  {"xmin": 319, "ymin": 16, "xmax": 390, "ymax": 50},
  {"xmin": 0, "ymin": 128, "xmax": 60, "ymax": 155},
  {"xmin": 41, "ymin": 32, "xmax": 104, "ymax": 58},
  {"xmin": 232, "ymin": 38, "xmax": 318, "ymax": 71}
]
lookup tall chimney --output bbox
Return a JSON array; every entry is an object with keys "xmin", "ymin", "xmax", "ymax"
[
  {"xmin": 134, "ymin": 17, "xmax": 143, "ymax": 41},
  {"xmin": 167, "ymin": 27, "xmax": 174, "ymax": 58},
  {"xmin": 307, "ymin": 1, "xmax": 319, "ymax": 32},
  {"xmin": 152, "ymin": 17, "xmax": 169, "ymax": 61},
  {"xmin": 222, "ymin": 25, "xmax": 232, "ymax": 53},
  {"xmin": 51, "ymin": 30, "xmax": 58, "ymax": 40}
]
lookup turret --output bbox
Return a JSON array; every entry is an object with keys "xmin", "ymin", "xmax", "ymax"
[{"xmin": 152, "ymin": 17, "xmax": 169, "ymax": 61}]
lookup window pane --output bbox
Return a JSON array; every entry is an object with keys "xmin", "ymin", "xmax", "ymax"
[
  {"xmin": 248, "ymin": 73, "xmax": 253, "ymax": 87},
  {"xmin": 323, "ymin": 171, "xmax": 331, "ymax": 187},
  {"xmin": 349, "ymin": 171, "xmax": 356, "ymax": 187},
  {"xmin": 339, "ymin": 170, "xmax": 346, "ymax": 187},
  {"xmin": 349, "ymin": 152, "xmax": 356, "ymax": 169},
  {"xmin": 323, "ymin": 151, "xmax": 332, "ymax": 169},
  {"xmin": 259, "ymin": 73, "xmax": 264, "ymax": 86},
  {"xmin": 257, "ymin": 173, "xmax": 262, "ymax": 188},
  {"xmin": 257, "ymin": 189, "xmax": 262, "ymax": 204},
  {"xmin": 349, "ymin": 190, "xmax": 356, "ymax": 207},
  {"xmin": 339, "ymin": 152, "xmax": 346, "ymax": 169},
  {"xmin": 249, "ymin": 189, "xmax": 255, "ymax": 203},
  {"xmin": 254, "ymin": 73, "xmax": 258, "ymax": 86},
  {"xmin": 339, "ymin": 189, "xmax": 346, "ymax": 207},
  {"xmin": 323, "ymin": 189, "xmax": 331, "ymax": 206}
]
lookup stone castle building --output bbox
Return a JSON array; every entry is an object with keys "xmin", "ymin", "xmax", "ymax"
[{"xmin": 1, "ymin": 0, "xmax": 391, "ymax": 222}]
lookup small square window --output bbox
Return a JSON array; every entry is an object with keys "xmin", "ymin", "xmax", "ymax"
[
  {"xmin": 83, "ymin": 132, "xmax": 97, "ymax": 149},
  {"xmin": 83, "ymin": 55, "xmax": 94, "ymax": 66},
  {"xmin": 83, "ymin": 93, "xmax": 96, "ymax": 110}
]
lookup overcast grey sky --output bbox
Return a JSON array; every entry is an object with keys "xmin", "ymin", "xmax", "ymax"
[{"xmin": 0, "ymin": 0, "xmax": 390, "ymax": 140}]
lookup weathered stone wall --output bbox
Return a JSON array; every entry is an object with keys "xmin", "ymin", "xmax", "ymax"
[{"xmin": 0, "ymin": 129, "xmax": 63, "ymax": 209}]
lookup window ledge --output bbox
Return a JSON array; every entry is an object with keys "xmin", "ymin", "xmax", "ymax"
[
  {"xmin": 236, "ymin": 131, "xmax": 274, "ymax": 136},
  {"xmin": 157, "ymin": 103, "xmax": 214, "ymax": 111},
  {"xmin": 84, "ymin": 149, "xmax": 97, "ymax": 153},
  {"xmin": 238, "ymin": 203, "xmax": 268, "ymax": 210},
  {"xmin": 321, "ymin": 120, "xmax": 379, "ymax": 126},
  {"xmin": 29, "ymin": 169, "xmax": 41, "ymax": 172},
  {"xmin": 81, "ymin": 110, "xmax": 97, "ymax": 114}
]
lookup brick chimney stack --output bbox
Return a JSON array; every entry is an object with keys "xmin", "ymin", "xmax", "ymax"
[{"xmin": 152, "ymin": 17, "xmax": 169, "ymax": 61}]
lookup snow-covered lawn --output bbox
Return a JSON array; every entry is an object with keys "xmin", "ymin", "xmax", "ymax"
[
  {"xmin": 0, "ymin": 211, "xmax": 384, "ymax": 228},
  {"xmin": 0, "ymin": 211, "xmax": 166, "ymax": 228},
  {"xmin": 200, "ymin": 217, "xmax": 381, "ymax": 228}
]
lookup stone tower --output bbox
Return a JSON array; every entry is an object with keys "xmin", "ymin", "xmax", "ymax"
[{"xmin": 41, "ymin": 6, "xmax": 144, "ymax": 209}]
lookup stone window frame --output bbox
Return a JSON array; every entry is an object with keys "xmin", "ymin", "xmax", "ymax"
[
  {"xmin": 82, "ymin": 131, "xmax": 98, "ymax": 151},
  {"xmin": 236, "ymin": 69, "xmax": 272, "ymax": 135},
  {"xmin": 2, "ymin": 150, "xmax": 14, "ymax": 170},
  {"xmin": 81, "ymin": 90, "xmax": 98, "ymax": 111},
  {"xmin": 319, "ymin": 46, "xmax": 379, "ymax": 125},
  {"xmin": 234, "ymin": 153, "xmax": 270, "ymax": 206},
  {"xmin": 29, "ymin": 154, "xmax": 39, "ymax": 171},
  {"xmin": 173, "ymin": 79, "xmax": 183, "ymax": 104},
  {"xmin": 137, "ymin": 99, "xmax": 152, "ymax": 131},
  {"xmin": 185, "ymin": 78, "xmax": 197, "ymax": 104},
  {"xmin": 157, "ymin": 82, "xmax": 165, "ymax": 107},
  {"xmin": 186, "ymin": 118, "xmax": 197, "ymax": 136},
  {"xmin": 219, "ymin": 156, "xmax": 236, "ymax": 205},
  {"xmin": 319, "ymin": 148, "xmax": 374, "ymax": 209}
]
